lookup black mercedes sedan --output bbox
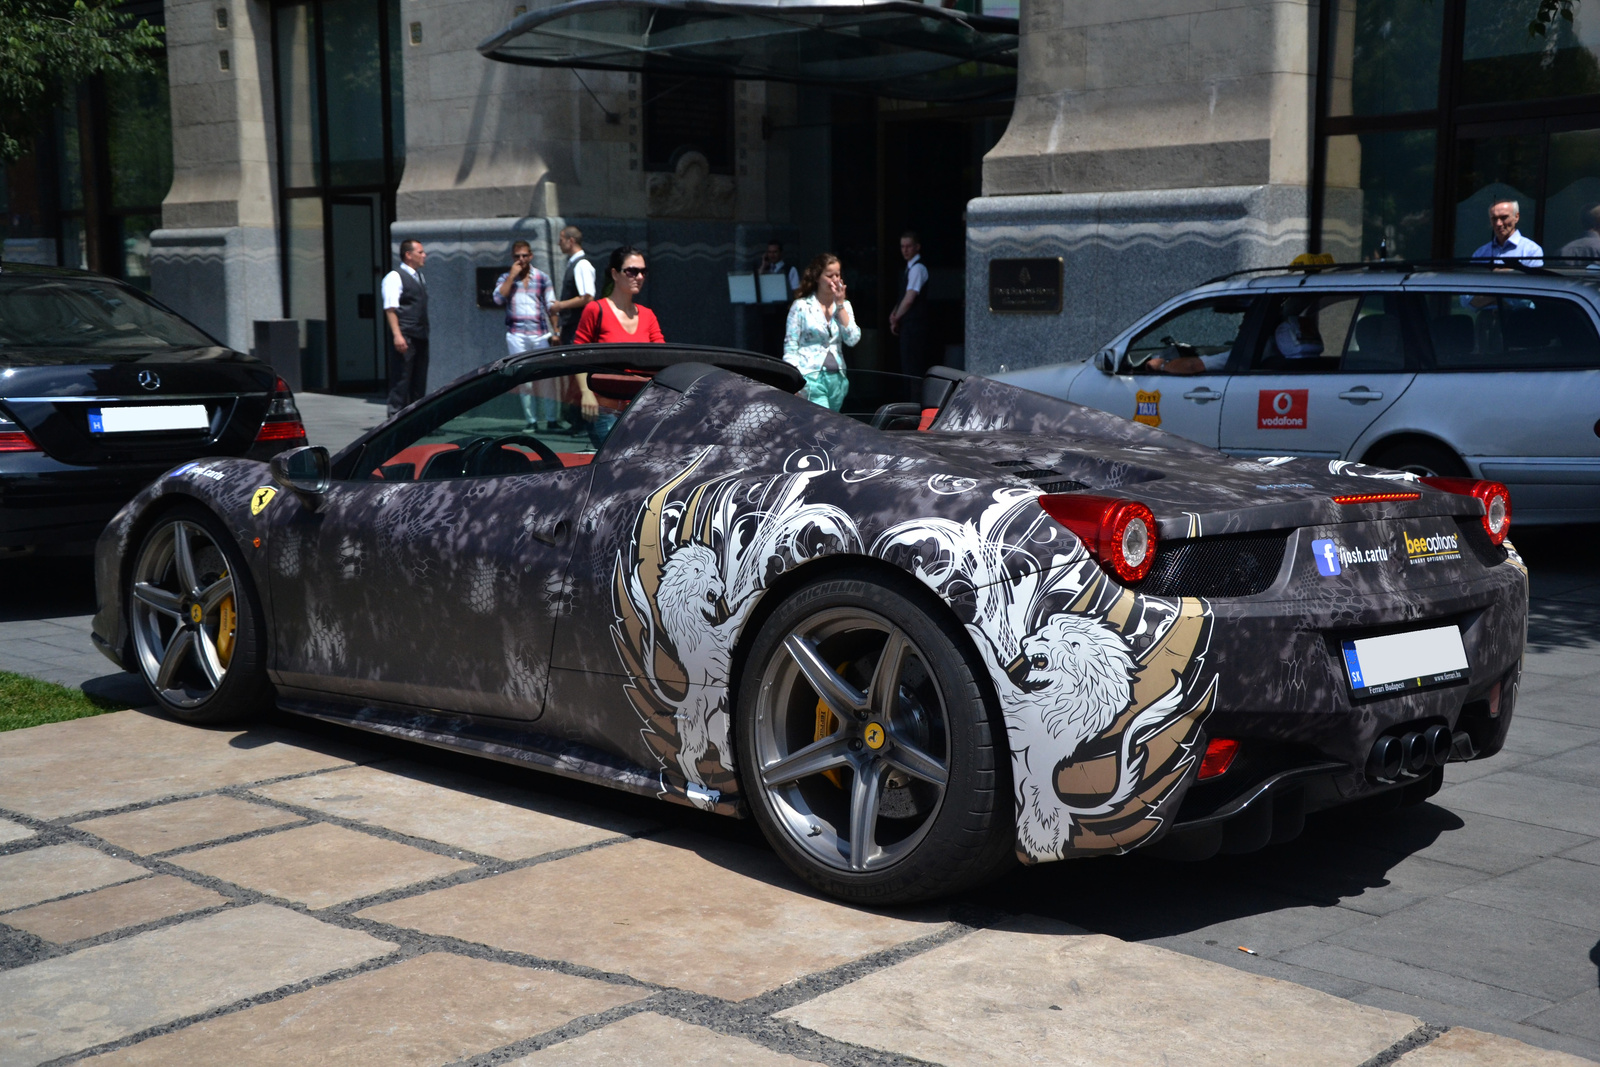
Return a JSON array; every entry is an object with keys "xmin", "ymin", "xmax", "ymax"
[{"xmin": 0, "ymin": 263, "xmax": 306, "ymax": 556}]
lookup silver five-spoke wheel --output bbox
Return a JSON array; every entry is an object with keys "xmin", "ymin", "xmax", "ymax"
[
  {"xmin": 752, "ymin": 607, "xmax": 951, "ymax": 873},
  {"xmin": 131, "ymin": 518, "xmax": 238, "ymax": 708}
]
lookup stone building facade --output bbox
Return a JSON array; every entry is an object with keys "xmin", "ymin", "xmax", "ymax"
[
  {"xmin": 5, "ymin": 0, "xmax": 1595, "ymax": 392},
  {"xmin": 965, "ymin": 2, "xmax": 1320, "ymax": 374}
]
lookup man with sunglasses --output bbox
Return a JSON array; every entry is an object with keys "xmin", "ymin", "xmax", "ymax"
[{"xmin": 494, "ymin": 240, "xmax": 558, "ymax": 427}]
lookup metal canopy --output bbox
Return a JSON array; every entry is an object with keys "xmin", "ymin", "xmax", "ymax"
[{"xmin": 477, "ymin": 0, "xmax": 1018, "ymax": 102}]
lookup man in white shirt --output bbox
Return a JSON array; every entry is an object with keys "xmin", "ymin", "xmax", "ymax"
[
  {"xmin": 550, "ymin": 226, "xmax": 597, "ymax": 346},
  {"xmin": 382, "ymin": 239, "xmax": 428, "ymax": 415},
  {"xmin": 890, "ymin": 231, "xmax": 931, "ymax": 376},
  {"xmin": 1471, "ymin": 200, "xmax": 1544, "ymax": 266}
]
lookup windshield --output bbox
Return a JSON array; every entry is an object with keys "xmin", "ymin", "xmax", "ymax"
[{"xmin": 0, "ymin": 276, "xmax": 216, "ymax": 350}]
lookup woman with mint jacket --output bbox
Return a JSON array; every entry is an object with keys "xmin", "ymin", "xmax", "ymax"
[{"xmin": 783, "ymin": 254, "xmax": 860, "ymax": 411}]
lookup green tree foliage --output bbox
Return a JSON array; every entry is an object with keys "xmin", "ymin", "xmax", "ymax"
[{"xmin": 0, "ymin": 0, "xmax": 163, "ymax": 165}]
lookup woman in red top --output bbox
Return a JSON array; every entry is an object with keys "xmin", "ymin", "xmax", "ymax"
[{"xmin": 572, "ymin": 245, "xmax": 663, "ymax": 447}]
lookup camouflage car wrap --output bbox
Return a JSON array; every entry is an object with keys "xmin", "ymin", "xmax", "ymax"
[{"xmin": 94, "ymin": 354, "xmax": 1529, "ymax": 865}]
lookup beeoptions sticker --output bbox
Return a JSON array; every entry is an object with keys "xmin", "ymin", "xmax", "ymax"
[
  {"xmin": 1134, "ymin": 389, "xmax": 1161, "ymax": 427},
  {"xmin": 1257, "ymin": 389, "xmax": 1308, "ymax": 430},
  {"xmin": 1403, "ymin": 529, "xmax": 1461, "ymax": 565}
]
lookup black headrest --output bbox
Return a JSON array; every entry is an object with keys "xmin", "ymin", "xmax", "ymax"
[{"xmin": 922, "ymin": 365, "xmax": 967, "ymax": 409}]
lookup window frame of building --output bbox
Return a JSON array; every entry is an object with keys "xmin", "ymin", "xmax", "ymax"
[{"xmin": 1312, "ymin": 0, "xmax": 1600, "ymax": 262}]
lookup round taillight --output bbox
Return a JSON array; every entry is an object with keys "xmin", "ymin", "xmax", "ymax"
[
  {"xmin": 1478, "ymin": 482, "xmax": 1511, "ymax": 545},
  {"xmin": 1107, "ymin": 503, "xmax": 1155, "ymax": 582},
  {"xmin": 1421, "ymin": 477, "xmax": 1512, "ymax": 547},
  {"xmin": 1038, "ymin": 493, "xmax": 1159, "ymax": 584}
]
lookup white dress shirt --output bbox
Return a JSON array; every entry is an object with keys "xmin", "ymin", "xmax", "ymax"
[
  {"xmin": 904, "ymin": 254, "xmax": 928, "ymax": 294},
  {"xmin": 380, "ymin": 262, "xmax": 422, "ymax": 310},
  {"xmin": 568, "ymin": 252, "xmax": 596, "ymax": 298}
]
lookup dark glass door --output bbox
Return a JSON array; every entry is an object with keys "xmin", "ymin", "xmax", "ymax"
[
  {"xmin": 329, "ymin": 195, "xmax": 383, "ymax": 389},
  {"xmin": 273, "ymin": 0, "xmax": 403, "ymax": 392}
]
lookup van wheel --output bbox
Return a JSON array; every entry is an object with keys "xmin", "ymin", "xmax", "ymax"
[{"xmin": 1366, "ymin": 440, "xmax": 1468, "ymax": 478}]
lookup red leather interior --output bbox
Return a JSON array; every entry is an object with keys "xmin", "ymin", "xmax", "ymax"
[
  {"xmin": 371, "ymin": 441, "xmax": 595, "ymax": 479},
  {"xmin": 918, "ymin": 408, "xmax": 939, "ymax": 431}
]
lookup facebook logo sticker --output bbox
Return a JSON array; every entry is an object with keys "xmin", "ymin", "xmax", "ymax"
[{"xmin": 1312, "ymin": 538, "xmax": 1342, "ymax": 576}]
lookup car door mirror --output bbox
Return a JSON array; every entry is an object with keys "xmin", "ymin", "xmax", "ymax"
[
  {"xmin": 1093, "ymin": 349, "xmax": 1119, "ymax": 374},
  {"xmin": 270, "ymin": 445, "xmax": 331, "ymax": 505}
]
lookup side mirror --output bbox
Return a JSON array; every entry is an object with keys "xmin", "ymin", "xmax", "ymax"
[
  {"xmin": 270, "ymin": 445, "xmax": 330, "ymax": 506},
  {"xmin": 1093, "ymin": 349, "xmax": 1119, "ymax": 374}
]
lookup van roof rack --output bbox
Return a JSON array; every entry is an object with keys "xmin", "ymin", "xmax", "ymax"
[{"xmin": 1200, "ymin": 257, "xmax": 1598, "ymax": 286}]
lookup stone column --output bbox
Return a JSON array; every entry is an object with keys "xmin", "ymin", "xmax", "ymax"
[
  {"xmin": 151, "ymin": 0, "xmax": 283, "ymax": 354},
  {"xmin": 966, "ymin": 0, "xmax": 1318, "ymax": 374}
]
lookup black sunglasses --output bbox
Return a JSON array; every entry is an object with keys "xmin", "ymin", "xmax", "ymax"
[{"xmin": 620, "ymin": 265, "xmax": 647, "ymax": 278}]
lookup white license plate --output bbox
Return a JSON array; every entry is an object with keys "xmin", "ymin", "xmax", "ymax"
[
  {"xmin": 88, "ymin": 405, "xmax": 209, "ymax": 434},
  {"xmin": 1341, "ymin": 625, "xmax": 1469, "ymax": 698}
]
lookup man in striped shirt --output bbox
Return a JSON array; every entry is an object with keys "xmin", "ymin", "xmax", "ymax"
[{"xmin": 493, "ymin": 240, "xmax": 560, "ymax": 428}]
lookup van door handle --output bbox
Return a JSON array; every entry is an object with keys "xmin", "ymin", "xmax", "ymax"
[
  {"xmin": 1338, "ymin": 388, "xmax": 1384, "ymax": 402},
  {"xmin": 1182, "ymin": 388, "xmax": 1221, "ymax": 402}
]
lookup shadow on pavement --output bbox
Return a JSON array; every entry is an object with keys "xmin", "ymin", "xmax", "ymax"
[
  {"xmin": 80, "ymin": 672, "xmax": 150, "ymax": 709},
  {"xmin": 973, "ymin": 800, "xmax": 1461, "ymax": 938}
]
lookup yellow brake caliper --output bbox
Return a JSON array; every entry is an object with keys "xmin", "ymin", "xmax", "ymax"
[
  {"xmin": 215, "ymin": 572, "xmax": 237, "ymax": 668},
  {"xmin": 813, "ymin": 661, "xmax": 850, "ymax": 788}
]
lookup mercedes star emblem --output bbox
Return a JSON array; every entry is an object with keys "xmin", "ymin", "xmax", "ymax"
[{"xmin": 137, "ymin": 371, "xmax": 161, "ymax": 390}]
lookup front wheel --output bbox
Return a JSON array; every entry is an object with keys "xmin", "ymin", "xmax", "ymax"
[
  {"xmin": 735, "ymin": 573, "xmax": 1012, "ymax": 903},
  {"xmin": 128, "ymin": 506, "xmax": 271, "ymax": 724}
]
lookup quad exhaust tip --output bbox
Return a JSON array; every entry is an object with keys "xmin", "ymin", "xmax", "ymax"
[{"xmin": 1367, "ymin": 726, "xmax": 1466, "ymax": 782}]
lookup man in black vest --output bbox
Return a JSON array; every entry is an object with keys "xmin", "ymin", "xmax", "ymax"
[
  {"xmin": 382, "ymin": 239, "xmax": 429, "ymax": 414},
  {"xmin": 889, "ymin": 230, "xmax": 930, "ymax": 377},
  {"xmin": 549, "ymin": 226, "xmax": 596, "ymax": 346}
]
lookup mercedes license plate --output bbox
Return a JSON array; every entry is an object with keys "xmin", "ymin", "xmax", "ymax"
[{"xmin": 88, "ymin": 405, "xmax": 209, "ymax": 434}]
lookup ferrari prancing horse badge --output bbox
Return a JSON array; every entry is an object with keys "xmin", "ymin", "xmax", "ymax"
[{"xmin": 251, "ymin": 486, "xmax": 278, "ymax": 515}]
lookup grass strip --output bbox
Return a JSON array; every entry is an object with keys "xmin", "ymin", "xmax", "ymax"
[{"xmin": 0, "ymin": 670, "xmax": 121, "ymax": 732}]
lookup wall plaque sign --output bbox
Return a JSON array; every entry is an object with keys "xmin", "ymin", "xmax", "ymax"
[
  {"xmin": 477, "ymin": 266, "xmax": 508, "ymax": 309},
  {"xmin": 989, "ymin": 257, "xmax": 1063, "ymax": 314}
]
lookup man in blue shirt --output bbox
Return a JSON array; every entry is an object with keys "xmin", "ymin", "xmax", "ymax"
[{"xmin": 1472, "ymin": 200, "xmax": 1544, "ymax": 266}]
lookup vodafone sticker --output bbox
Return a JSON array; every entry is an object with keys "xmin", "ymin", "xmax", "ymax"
[{"xmin": 1257, "ymin": 389, "xmax": 1308, "ymax": 430}]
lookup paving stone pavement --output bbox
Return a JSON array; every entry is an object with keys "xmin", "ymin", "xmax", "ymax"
[{"xmin": 0, "ymin": 508, "xmax": 1595, "ymax": 1064}]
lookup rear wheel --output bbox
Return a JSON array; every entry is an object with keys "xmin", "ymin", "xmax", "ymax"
[
  {"xmin": 736, "ymin": 574, "xmax": 1012, "ymax": 903},
  {"xmin": 128, "ymin": 506, "xmax": 271, "ymax": 724},
  {"xmin": 1366, "ymin": 439, "xmax": 1469, "ymax": 478}
]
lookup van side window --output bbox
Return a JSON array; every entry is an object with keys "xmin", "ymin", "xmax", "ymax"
[
  {"xmin": 1125, "ymin": 297, "xmax": 1253, "ymax": 373},
  {"xmin": 1420, "ymin": 293, "xmax": 1600, "ymax": 370}
]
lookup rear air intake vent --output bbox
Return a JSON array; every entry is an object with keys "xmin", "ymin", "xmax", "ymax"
[
  {"xmin": 1454, "ymin": 516, "xmax": 1509, "ymax": 568},
  {"xmin": 992, "ymin": 459, "xmax": 1030, "ymax": 468},
  {"xmin": 1034, "ymin": 479, "xmax": 1090, "ymax": 494},
  {"xmin": 1135, "ymin": 532, "xmax": 1290, "ymax": 598}
]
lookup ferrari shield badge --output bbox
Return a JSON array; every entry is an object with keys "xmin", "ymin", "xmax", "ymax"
[
  {"xmin": 1134, "ymin": 390, "xmax": 1161, "ymax": 427},
  {"xmin": 250, "ymin": 486, "xmax": 278, "ymax": 515}
]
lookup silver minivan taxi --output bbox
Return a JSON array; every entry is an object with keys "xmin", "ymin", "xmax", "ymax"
[{"xmin": 998, "ymin": 263, "xmax": 1600, "ymax": 524}]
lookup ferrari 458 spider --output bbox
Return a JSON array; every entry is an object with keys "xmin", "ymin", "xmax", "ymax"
[{"xmin": 92, "ymin": 345, "xmax": 1527, "ymax": 902}]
